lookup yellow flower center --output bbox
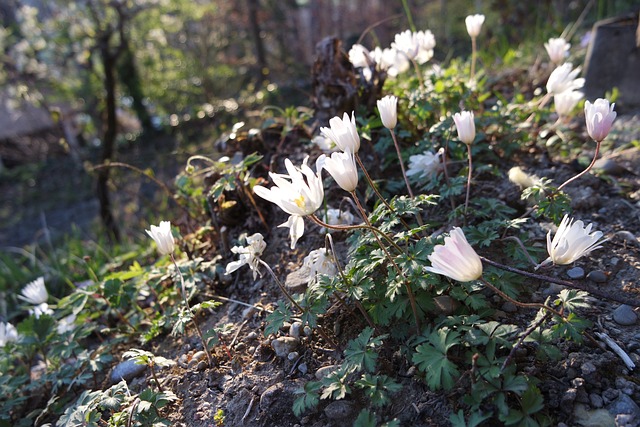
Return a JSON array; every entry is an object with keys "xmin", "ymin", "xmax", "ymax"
[{"xmin": 294, "ymin": 195, "xmax": 306, "ymax": 209}]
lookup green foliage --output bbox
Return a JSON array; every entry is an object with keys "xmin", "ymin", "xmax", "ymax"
[{"xmin": 413, "ymin": 328, "xmax": 461, "ymax": 390}]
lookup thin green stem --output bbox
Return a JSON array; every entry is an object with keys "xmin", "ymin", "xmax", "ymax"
[
  {"xmin": 464, "ymin": 142, "xmax": 473, "ymax": 221},
  {"xmin": 470, "ymin": 36, "xmax": 477, "ymax": 80},
  {"xmin": 410, "ymin": 58, "xmax": 424, "ymax": 89},
  {"xmin": 171, "ymin": 255, "xmax": 214, "ymax": 367},
  {"xmin": 557, "ymin": 140, "xmax": 601, "ymax": 191},
  {"xmin": 390, "ymin": 129, "xmax": 414, "ymax": 198},
  {"xmin": 401, "ymin": 0, "xmax": 416, "ymax": 31}
]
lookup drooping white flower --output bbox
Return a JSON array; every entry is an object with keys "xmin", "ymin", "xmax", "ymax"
[
  {"xmin": 19, "ymin": 277, "xmax": 48, "ymax": 305},
  {"xmin": 425, "ymin": 227, "xmax": 483, "ymax": 282},
  {"xmin": 543, "ymin": 215, "xmax": 606, "ymax": 266},
  {"xmin": 254, "ymin": 157, "xmax": 324, "ymax": 249},
  {"xmin": 323, "ymin": 208, "xmax": 356, "ymax": 226},
  {"xmin": 546, "ymin": 63, "xmax": 585, "ymax": 95},
  {"xmin": 320, "ymin": 112, "xmax": 361, "ymax": 154},
  {"xmin": 0, "ymin": 322, "xmax": 18, "ymax": 347},
  {"xmin": 56, "ymin": 314, "xmax": 77, "ymax": 335},
  {"xmin": 225, "ymin": 233, "xmax": 267, "ymax": 280},
  {"xmin": 318, "ymin": 151, "xmax": 359, "ymax": 193},
  {"xmin": 554, "ymin": 90, "xmax": 583, "ymax": 118},
  {"xmin": 377, "ymin": 95, "xmax": 398, "ymax": 129},
  {"xmin": 146, "ymin": 221, "xmax": 175, "ymax": 256},
  {"xmin": 465, "ymin": 14, "xmax": 485, "ymax": 38},
  {"xmin": 584, "ymin": 98, "xmax": 617, "ymax": 142},
  {"xmin": 30, "ymin": 302, "xmax": 53, "ymax": 318},
  {"xmin": 453, "ymin": 111, "xmax": 476, "ymax": 145},
  {"xmin": 544, "ymin": 37, "xmax": 570, "ymax": 64},
  {"xmin": 407, "ymin": 148, "xmax": 444, "ymax": 181},
  {"xmin": 300, "ymin": 248, "xmax": 337, "ymax": 284}
]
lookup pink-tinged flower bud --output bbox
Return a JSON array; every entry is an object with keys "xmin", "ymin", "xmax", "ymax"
[
  {"xmin": 453, "ymin": 111, "xmax": 476, "ymax": 145},
  {"xmin": 465, "ymin": 14, "xmax": 485, "ymax": 38},
  {"xmin": 146, "ymin": 221, "xmax": 176, "ymax": 255},
  {"xmin": 544, "ymin": 37, "xmax": 570, "ymax": 64},
  {"xmin": 425, "ymin": 227, "xmax": 483, "ymax": 282},
  {"xmin": 584, "ymin": 98, "xmax": 616, "ymax": 142},
  {"xmin": 377, "ymin": 95, "xmax": 398, "ymax": 129}
]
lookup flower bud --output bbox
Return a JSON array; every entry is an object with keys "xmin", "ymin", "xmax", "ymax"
[
  {"xmin": 584, "ymin": 98, "xmax": 616, "ymax": 142},
  {"xmin": 453, "ymin": 111, "xmax": 476, "ymax": 145},
  {"xmin": 377, "ymin": 95, "xmax": 398, "ymax": 129}
]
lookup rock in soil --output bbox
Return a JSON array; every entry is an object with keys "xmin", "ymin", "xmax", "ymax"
[
  {"xmin": 110, "ymin": 359, "xmax": 146, "ymax": 383},
  {"xmin": 613, "ymin": 305, "xmax": 638, "ymax": 326},
  {"xmin": 271, "ymin": 337, "xmax": 300, "ymax": 358},
  {"xmin": 324, "ymin": 400, "xmax": 356, "ymax": 420},
  {"xmin": 567, "ymin": 267, "xmax": 585, "ymax": 279}
]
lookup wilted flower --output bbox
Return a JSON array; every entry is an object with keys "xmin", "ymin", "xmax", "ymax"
[
  {"xmin": 392, "ymin": 29, "xmax": 436, "ymax": 64},
  {"xmin": 300, "ymin": 248, "xmax": 337, "ymax": 284},
  {"xmin": 407, "ymin": 148, "xmax": 444, "ymax": 181},
  {"xmin": 146, "ymin": 221, "xmax": 175, "ymax": 256},
  {"xmin": 584, "ymin": 98, "xmax": 616, "ymax": 142},
  {"xmin": 554, "ymin": 90, "xmax": 583, "ymax": 118},
  {"xmin": 319, "ymin": 151, "xmax": 359, "ymax": 192},
  {"xmin": 56, "ymin": 314, "xmax": 77, "ymax": 335},
  {"xmin": 0, "ymin": 322, "xmax": 18, "ymax": 347},
  {"xmin": 320, "ymin": 112, "xmax": 360, "ymax": 154},
  {"xmin": 225, "ymin": 233, "xmax": 267, "ymax": 279},
  {"xmin": 254, "ymin": 157, "xmax": 324, "ymax": 249},
  {"xmin": 453, "ymin": 111, "xmax": 476, "ymax": 145},
  {"xmin": 465, "ymin": 14, "xmax": 485, "ymax": 38},
  {"xmin": 543, "ymin": 215, "xmax": 606, "ymax": 266},
  {"xmin": 323, "ymin": 208, "xmax": 355, "ymax": 227},
  {"xmin": 545, "ymin": 37, "xmax": 570, "ymax": 64},
  {"xmin": 546, "ymin": 63, "xmax": 584, "ymax": 95},
  {"xmin": 19, "ymin": 276, "xmax": 48, "ymax": 305},
  {"xmin": 377, "ymin": 95, "xmax": 398, "ymax": 129},
  {"xmin": 425, "ymin": 227, "xmax": 483, "ymax": 282}
]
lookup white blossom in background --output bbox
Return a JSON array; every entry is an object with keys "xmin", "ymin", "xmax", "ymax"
[
  {"xmin": 425, "ymin": 227, "xmax": 483, "ymax": 282},
  {"xmin": 541, "ymin": 215, "xmax": 606, "ymax": 267},
  {"xmin": 320, "ymin": 112, "xmax": 361, "ymax": 154},
  {"xmin": 377, "ymin": 95, "xmax": 398, "ymax": 130},
  {"xmin": 318, "ymin": 151, "xmax": 359, "ymax": 193},
  {"xmin": 348, "ymin": 44, "xmax": 373, "ymax": 69},
  {"xmin": 323, "ymin": 208, "xmax": 355, "ymax": 227},
  {"xmin": 392, "ymin": 29, "xmax": 436, "ymax": 65},
  {"xmin": 0, "ymin": 322, "xmax": 18, "ymax": 347},
  {"xmin": 311, "ymin": 135, "xmax": 337, "ymax": 153},
  {"xmin": 546, "ymin": 63, "xmax": 584, "ymax": 95},
  {"xmin": 56, "ymin": 314, "xmax": 77, "ymax": 335},
  {"xmin": 453, "ymin": 111, "xmax": 476, "ymax": 145},
  {"xmin": 554, "ymin": 90, "xmax": 583, "ymax": 118},
  {"xmin": 300, "ymin": 248, "xmax": 337, "ymax": 284},
  {"xmin": 544, "ymin": 37, "xmax": 571, "ymax": 64},
  {"xmin": 407, "ymin": 148, "xmax": 444, "ymax": 181},
  {"xmin": 19, "ymin": 277, "xmax": 48, "ymax": 305},
  {"xmin": 465, "ymin": 14, "xmax": 485, "ymax": 38},
  {"xmin": 254, "ymin": 157, "xmax": 324, "ymax": 249},
  {"xmin": 146, "ymin": 221, "xmax": 175, "ymax": 256},
  {"xmin": 225, "ymin": 233, "xmax": 267, "ymax": 279},
  {"xmin": 584, "ymin": 98, "xmax": 617, "ymax": 142},
  {"xmin": 376, "ymin": 47, "xmax": 410, "ymax": 77}
]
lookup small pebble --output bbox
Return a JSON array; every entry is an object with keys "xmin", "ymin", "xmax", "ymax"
[
  {"xmin": 589, "ymin": 393, "xmax": 604, "ymax": 408},
  {"xmin": 178, "ymin": 354, "xmax": 188, "ymax": 369},
  {"xmin": 303, "ymin": 326, "xmax": 312, "ymax": 337},
  {"xmin": 110, "ymin": 359, "xmax": 146, "ymax": 383},
  {"xmin": 615, "ymin": 231, "xmax": 639, "ymax": 246},
  {"xmin": 271, "ymin": 337, "xmax": 299, "ymax": 358},
  {"xmin": 567, "ymin": 267, "xmax": 585, "ymax": 279},
  {"xmin": 587, "ymin": 270, "xmax": 607, "ymax": 283},
  {"xmin": 610, "ymin": 257, "xmax": 620, "ymax": 267},
  {"xmin": 581, "ymin": 362, "xmax": 597, "ymax": 376},
  {"xmin": 196, "ymin": 360, "xmax": 208, "ymax": 371},
  {"xmin": 501, "ymin": 301, "xmax": 517, "ymax": 313},
  {"xmin": 613, "ymin": 305, "xmax": 638, "ymax": 326},
  {"xmin": 288, "ymin": 351, "xmax": 299, "ymax": 361},
  {"xmin": 298, "ymin": 363, "xmax": 308, "ymax": 374},
  {"xmin": 324, "ymin": 401, "xmax": 355, "ymax": 420},
  {"xmin": 315, "ymin": 365, "xmax": 340, "ymax": 380},
  {"xmin": 289, "ymin": 322, "xmax": 303, "ymax": 339},
  {"xmin": 245, "ymin": 331, "xmax": 258, "ymax": 341}
]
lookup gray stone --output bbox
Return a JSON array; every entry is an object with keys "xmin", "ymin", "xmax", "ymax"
[
  {"xmin": 298, "ymin": 363, "xmax": 308, "ymax": 374},
  {"xmin": 593, "ymin": 158, "xmax": 627, "ymax": 175},
  {"xmin": 178, "ymin": 354, "xmax": 188, "ymax": 369},
  {"xmin": 433, "ymin": 295, "xmax": 459, "ymax": 315},
  {"xmin": 324, "ymin": 400, "xmax": 355, "ymax": 420},
  {"xmin": 110, "ymin": 359, "xmax": 146, "ymax": 383},
  {"xmin": 289, "ymin": 322, "xmax": 303, "ymax": 339},
  {"xmin": 287, "ymin": 351, "xmax": 299, "ymax": 361},
  {"xmin": 568, "ymin": 267, "xmax": 585, "ymax": 279},
  {"xmin": 315, "ymin": 364, "xmax": 340, "ymax": 380},
  {"xmin": 285, "ymin": 268, "xmax": 309, "ymax": 293},
  {"xmin": 501, "ymin": 301, "xmax": 517, "ymax": 313},
  {"xmin": 562, "ymin": 388, "xmax": 578, "ymax": 407},
  {"xmin": 188, "ymin": 351, "xmax": 206, "ymax": 369},
  {"xmin": 615, "ymin": 413, "xmax": 638, "ymax": 427},
  {"xmin": 590, "ymin": 393, "xmax": 604, "ymax": 408},
  {"xmin": 615, "ymin": 231, "xmax": 639, "ymax": 246},
  {"xmin": 607, "ymin": 394, "xmax": 640, "ymax": 419},
  {"xmin": 615, "ymin": 378, "xmax": 636, "ymax": 395},
  {"xmin": 271, "ymin": 337, "xmax": 299, "ymax": 358},
  {"xmin": 587, "ymin": 270, "xmax": 608, "ymax": 283},
  {"xmin": 603, "ymin": 388, "xmax": 620, "ymax": 404},
  {"xmin": 573, "ymin": 403, "xmax": 616, "ymax": 427},
  {"xmin": 613, "ymin": 305, "xmax": 638, "ymax": 326},
  {"xmin": 581, "ymin": 361, "xmax": 597, "ymax": 376}
]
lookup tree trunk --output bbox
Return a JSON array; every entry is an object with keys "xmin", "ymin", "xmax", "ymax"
[
  {"xmin": 118, "ymin": 41, "xmax": 154, "ymax": 134},
  {"xmin": 97, "ymin": 36, "xmax": 121, "ymax": 243},
  {"xmin": 247, "ymin": 0, "xmax": 268, "ymax": 85}
]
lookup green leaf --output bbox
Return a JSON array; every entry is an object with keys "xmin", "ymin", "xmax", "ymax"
[
  {"xmin": 344, "ymin": 327, "xmax": 386, "ymax": 373},
  {"xmin": 293, "ymin": 381, "xmax": 322, "ymax": 417},
  {"xmin": 413, "ymin": 328, "xmax": 460, "ymax": 390},
  {"xmin": 264, "ymin": 301, "xmax": 291, "ymax": 337}
]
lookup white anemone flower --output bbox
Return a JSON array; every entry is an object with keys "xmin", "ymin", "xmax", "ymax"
[
  {"xmin": 225, "ymin": 233, "xmax": 267, "ymax": 280},
  {"xmin": 554, "ymin": 90, "xmax": 583, "ymax": 118},
  {"xmin": 465, "ymin": 14, "xmax": 485, "ymax": 38},
  {"xmin": 19, "ymin": 277, "xmax": 48, "ymax": 305},
  {"xmin": 542, "ymin": 215, "xmax": 606, "ymax": 266},
  {"xmin": 0, "ymin": 322, "xmax": 19, "ymax": 347},
  {"xmin": 453, "ymin": 110, "xmax": 476, "ymax": 145},
  {"xmin": 318, "ymin": 151, "xmax": 358, "ymax": 192},
  {"xmin": 254, "ymin": 157, "xmax": 324, "ymax": 249},
  {"xmin": 300, "ymin": 248, "xmax": 337, "ymax": 284},
  {"xmin": 544, "ymin": 37, "xmax": 570, "ymax": 64},
  {"xmin": 146, "ymin": 221, "xmax": 175, "ymax": 256},
  {"xmin": 311, "ymin": 134, "xmax": 337, "ymax": 153},
  {"xmin": 320, "ymin": 112, "xmax": 360, "ymax": 154},
  {"xmin": 30, "ymin": 302, "xmax": 54, "ymax": 318},
  {"xmin": 56, "ymin": 314, "xmax": 77, "ymax": 334},
  {"xmin": 392, "ymin": 29, "xmax": 436, "ymax": 65},
  {"xmin": 584, "ymin": 98, "xmax": 617, "ymax": 142},
  {"xmin": 546, "ymin": 63, "xmax": 585, "ymax": 95},
  {"xmin": 323, "ymin": 208, "xmax": 355, "ymax": 227},
  {"xmin": 425, "ymin": 227, "xmax": 483, "ymax": 282},
  {"xmin": 348, "ymin": 44, "xmax": 373, "ymax": 69},
  {"xmin": 377, "ymin": 95, "xmax": 398, "ymax": 130},
  {"xmin": 407, "ymin": 148, "xmax": 444, "ymax": 181}
]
